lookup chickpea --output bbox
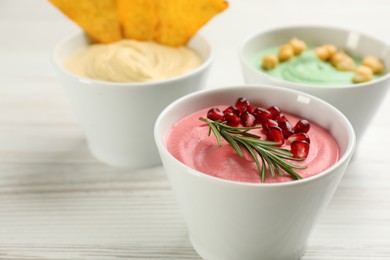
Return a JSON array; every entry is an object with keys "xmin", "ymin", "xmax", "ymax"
[
  {"xmin": 262, "ymin": 55, "xmax": 279, "ymax": 70},
  {"xmin": 314, "ymin": 47, "xmax": 330, "ymax": 61},
  {"xmin": 330, "ymin": 51, "xmax": 349, "ymax": 67},
  {"xmin": 278, "ymin": 44, "xmax": 294, "ymax": 62},
  {"xmin": 362, "ymin": 56, "xmax": 385, "ymax": 74},
  {"xmin": 289, "ymin": 38, "xmax": 307, "ymax": 55},
  {"xmin": 323, "ymin": 44, "xmax": 337, "ymax": 57},
  {"xmin": 352, "ymin": 65, "xmax": 373, "ymax": 83},
  {"xmin": 335, "ymin": 57, "xmax": 356, "ymax": 71}
]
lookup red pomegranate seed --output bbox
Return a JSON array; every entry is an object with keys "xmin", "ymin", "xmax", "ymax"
[
  {"xmin": 207, "ymin": 108, "xmax": 224, "ymax": 121},
  {"xmin": 287, "ymin": 133, "xmax": 310, "ymax": 144},
  {"xmin": 247, "ymin": 105, "xmax": 255, "ymax": 114},
  {"xmin": 262, "ymin": 119, "xmax": 278, "ymax": 130},
  {"xmin": 235, "ymin": 97, "xmax": 250, "ymax": 114},
  {"xmin": 223, "ymin": 112, "xmax": 240, "ymax": 126},
  {"xmin": 266, "ymin": 126, "xmax": 284, "ymax": 145},
  {"xmin": 275, "ymin": 113, "xmax": 288, "ymax": 123},
  {"xmin": 267, "ymin": 105, "xmax": 281, "ymax": 119},
  {"xmin": 294, "ymin": 119, "xmax": 311, "ymax": 133},
  {"xmin": 291, "ymin": 140, "xmax": 310, "ymax": 159},
  {"xmin": 253, "ymin": 107, "xmax": 272, "ymax": 123},
  {"xmin": 223, "ymin": 105, "xmax": 240, "ymax": 116},
  {"xmin": 279, "ymin": 121, "xmax": 294, "ymax": 138},
  {"xmin": 240, "ymin": 111, "xmax": 256, "ymax": 127}
]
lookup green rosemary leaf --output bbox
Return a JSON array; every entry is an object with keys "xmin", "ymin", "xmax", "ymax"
[
  {"xmin": 258, "ymin": 144, "xmax": 293, "ymax": 156},
  {"xmin": 208, "ymin": 121, "xmax": 222, "ymax": 147},
  {"xmin": 239, "ymin": 140, "xmax": 262, "ymax": 179},
  {"xmin": 265, "ymin": 150, "xmax": 307, "ymax": 170},
  {"xmin": 207, "ymin": 124, "xmax": 212, "ymax": 136},
  {"xmin": 221, "ymin": 130, "xmax": 244, "ymax": 157},
  {"xmin": 260, "ymin": 154, "xmax": 266, "ymax": 182},
  {"xmin": 273, "ymin": 162, "xmax": 284, "ymax": 176},
  {"xmin": 281, "ymin": 165, "xmax": 303, "ymax": 180},
  {"xmin": 261, "ymin": 149, "xmax": 276, "ymax": 177}
]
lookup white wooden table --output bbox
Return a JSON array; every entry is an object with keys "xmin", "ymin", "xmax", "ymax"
[{"xmin": 1, "ymin": 0, "xmax": 390, "ymax": 259}]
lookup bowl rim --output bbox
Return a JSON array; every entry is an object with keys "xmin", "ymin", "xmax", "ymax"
[
  {"xmin": 154, "ymin": 84, "xmax": 356, "ymax": 188},
  {"xmin": 51, "ymin": 30, "xmax": 214, "ymax": 90},
  {"xmin": 238, "ymin": 24, "xmax": 390, "ymax": 90}
]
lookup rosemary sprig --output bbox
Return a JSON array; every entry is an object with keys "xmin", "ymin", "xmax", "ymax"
[{"xmin": 199, "ymin": 117, "xmax": 306, "ymax": 182}]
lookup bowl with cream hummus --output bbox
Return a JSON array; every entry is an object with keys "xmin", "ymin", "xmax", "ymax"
[
  {"xmin": 239, "ymin": 25, "xmax": 390, "ymax": 143},
  {"xmin": 52, "ymin": 30, "xmax": 212, "ymax": 168},
  {"xmin": 154, "ymin": 85, "xmax": 355, "ymax": 260}
]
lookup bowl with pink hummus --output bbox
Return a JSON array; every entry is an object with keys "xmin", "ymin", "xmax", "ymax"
[
  {"xmin": 239, "ymin": 25, "xmax": 390, "ymax": 143},
  {"xmin": 52, "ymin": 31, "xmax": 212, "ymax": 168},
  {"xmin": 154, "ymin": 85, "xmax": 355, "ymax": 260}
]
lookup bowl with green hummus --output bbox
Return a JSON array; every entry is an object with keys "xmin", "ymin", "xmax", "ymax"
[
  {"xmin": 239, "ymin": 25, "xmax": 390, "ymax": 142},
  {"xmin": 52, "ymin": 30, "xmax": 213, "ymax": 168}
]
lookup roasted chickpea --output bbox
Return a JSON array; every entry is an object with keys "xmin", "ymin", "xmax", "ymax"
[
  {"xmin": 314, "ymin": 47, "xmax": 330, "ymax": 61},
  {"xmin": 335, "ymin": 57, "xmax": 356, "ymax": 71},
  {"xmin": 352, "ymin": 65, "xmax": 373, "ymax": 83},
  {"xmin": 278, "ymin": 44, "xmax": 294, "ymax": 62},
  {"xmin": 262, "ymin": 55, "xmax": 279, "ymax": 70},
  {"xmin": 323, "ymin": 44, "xmax": 337, "ymax": 57},
  {"xmin": 289, "ymin": 38, "xmax": 307, "ymax": 55},
  {"xmin": 330, "ymin": 51, "xmax": 349, "ymax": 67},
  {"xmin": 362, "ymin": 56, "xmax": 385, "ymax": 74}
]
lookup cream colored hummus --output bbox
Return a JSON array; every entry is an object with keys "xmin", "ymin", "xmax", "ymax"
[{"xmin": 64, "ymin": 40, "xmax": 203, "ymax": 83}]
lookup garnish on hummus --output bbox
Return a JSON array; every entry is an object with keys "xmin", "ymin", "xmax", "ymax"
[
  {"xmin": 260, "ymin": 37, "xmax": 385, "ymax": 84},
  {"xmin": 201, "ymin": 97, "xmax": 312, "ymax": 182}
]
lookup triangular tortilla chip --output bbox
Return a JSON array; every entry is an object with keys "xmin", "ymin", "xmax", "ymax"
[
  {"xmin": 117, "ymin": 0, "xmax": 228, "ymax": 46},
  {"xmin": 117, "ymin": 0, "xmax": 158, "ymax": 41},
  {"xmin": 49, "ymin": 0, "xmax": 121, "ymax": 43},
  {"xmin": 155, "ymin": 0, "xmax": 228, "ymax": 46}
]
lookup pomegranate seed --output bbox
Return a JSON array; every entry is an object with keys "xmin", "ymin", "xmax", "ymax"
[
  {"xmin": 294, "ymin": 119, "xmax": 311, "ymax": 133},
  {"xmin": 253, "ymin": 107, "xmax": 272, "ymax": 123},
  {"xmin": 235, "ymin": 97, "xmax": 250, "ymax": 114},
  {"xmin": 267, "ymin": 106, "xmax": 281, "ymax": 119},
  {"xmin": 246, "ymin": 105, "xmax": 255, "ymax": 114},
  {"xmin": 279, "ymin": 121, "xmax": 294, "ymax": 138},
  {"xmin": 266, "ymin": 126, "xmax": 284, "ymax": 145},
  {"xmin": 223, "ymin": 105, "xmax": 240, "ymax": 116},
  {"xmin": 262, "ymin": 119, "xmax": 278, "ymax": 130},
  {"xmin": 291, "ymin": 140, "xmax": 310, "ymax": 159},
  {"xmin": 240, "ymin": 111, "xmax": 256, "ymax": 127},
  {"xmin": 207, "ymin": 108, "xmax": 224, "ymax": 121},
  {"xmin": 275, "ymin": 113, "xmax": 288, "ymax": 123},
  {"xmin": 287, "ymin": 133, "xmax": 310, "ymax": 144},
  {"xmin": 223, "ymin": 112, "xmax": 240, "ymax": 126}
]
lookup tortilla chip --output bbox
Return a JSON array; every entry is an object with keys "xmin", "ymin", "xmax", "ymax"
[
  {"xmin": 51, "ymin": 0, "xmax": 228, "ymax": 46},
  {"xmin": 49, "ymin": 0, "xmax": 121, "ymax": 43},
  {"xmin": 154, "ymin": 0, "xmax": 228, "ymax": 46},
  {"xmin": 117, "ymin": 0, "xmax": 228, "ymax": 46},
  {"xmin": 117, "ymin": 0, "xmax": 158, "ymax": 41}
]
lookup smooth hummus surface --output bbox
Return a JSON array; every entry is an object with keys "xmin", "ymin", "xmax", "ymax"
[{"xmin": 65, "ymin": 39, "xmax": 203, "ymax": 83}]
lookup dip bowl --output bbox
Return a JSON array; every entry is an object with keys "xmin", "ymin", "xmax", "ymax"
[
  {"xmin": 154, "ymin": 85, "xmax": 355, "ymax": 260},
  {"xmin": 52, "ymin": 31, "xmax": 212, "ymax": 168},
  {"xmin": 239, "ymin": 25, "xmax": 390, "ymax": 143}
]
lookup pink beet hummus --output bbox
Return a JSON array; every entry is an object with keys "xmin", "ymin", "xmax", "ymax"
[{"xmin": 167, "ymin": 107, "xmax": 340, "ymax": 183}]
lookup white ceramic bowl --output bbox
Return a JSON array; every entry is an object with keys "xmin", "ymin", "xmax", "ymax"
[
  {"xmin": 155, "ymin": 85, "xmax": 355, "ymax": 260},
  {"xmin": 239, "ymin": 25, "xmax": 390, "ymax": 143},
  {"xmin": 52, "ymin": 31, "xmax": 212, "ymax": 168}
]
